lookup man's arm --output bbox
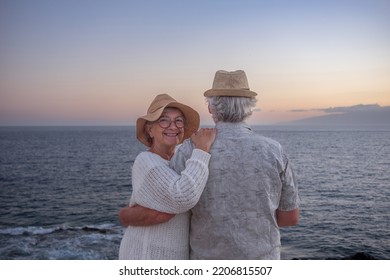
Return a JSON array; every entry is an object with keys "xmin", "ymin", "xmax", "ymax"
[
  {"xmin": 277, "ymin": 147, "xmax": 300, "ymax": 228},
  {"xmin": 119, "ymin": 205, "xmax": 174, "ymax": 227},
  {"xmin": 276, "ymin": 208, "xmax": 299, "ymax": 227}
]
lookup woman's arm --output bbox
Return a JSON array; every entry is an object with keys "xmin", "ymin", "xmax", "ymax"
[{"xmin": 132, "ymin": 128, "xmax": 216, "ymax": 214}]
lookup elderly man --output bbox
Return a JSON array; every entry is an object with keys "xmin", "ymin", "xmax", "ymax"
[{"xmin": 119, "ymin": 70, "xmax": 300, "ymax": 259}]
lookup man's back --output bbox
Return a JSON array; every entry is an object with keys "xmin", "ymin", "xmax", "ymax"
[{"xmin": 171, "ymin": 122, "xmax": 299, "ymax": 259}]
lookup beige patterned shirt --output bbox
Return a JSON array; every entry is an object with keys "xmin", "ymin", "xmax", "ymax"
[{"xmin": 170, "ymin": 122, "xmax": 300, "ymax": 259}]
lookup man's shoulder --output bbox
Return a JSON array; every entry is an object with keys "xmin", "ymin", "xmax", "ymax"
[
  {"xmin": 176, "ymin": 138, "xmax": 194, "ymax": 154},
  {"xmin": 255, "ymin": 134, "xmax": 281, "ymax": 148},
  {"xmin": 170, "ymin": 139, "xmax": 194, "ymax": 171},
  {"xmin": 243, "ymin": 134, "xmax": 286, "ymax": 159}
]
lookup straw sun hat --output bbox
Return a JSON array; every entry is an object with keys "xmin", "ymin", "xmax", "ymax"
[
  {"xmin": 136, "ymin": 94, "xmax": 200, "ymax": 147},
  {"xmin": 204, "ymin": 70, "xmax": 258, "ymax": 97}
]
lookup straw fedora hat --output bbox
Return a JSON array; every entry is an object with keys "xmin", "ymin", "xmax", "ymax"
[
  {"xmin": 204, "ymin": 70, "xmax": 258, "ymax": 97},
  {"xmin": 136, "ymin": 94, "xmax": 200, "ymax": 147}
]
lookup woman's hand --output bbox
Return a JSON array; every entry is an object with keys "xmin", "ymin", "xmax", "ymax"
[{"xmin": 191, "ymin": 128, "xmax": 216, "ymax": 153}]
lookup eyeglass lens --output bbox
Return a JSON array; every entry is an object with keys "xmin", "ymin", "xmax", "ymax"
[{"xmin": 158, "ymin": 117, "xmax": 185, "ymax": 128}]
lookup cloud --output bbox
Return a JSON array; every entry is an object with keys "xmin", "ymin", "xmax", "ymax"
[
  {"xmin": 322, "ymin": 104, "xmax": 382, "ymax": 113},
  {"xmin": 290, "ymin": 109, "xmax": 310, "ymax": 113}
]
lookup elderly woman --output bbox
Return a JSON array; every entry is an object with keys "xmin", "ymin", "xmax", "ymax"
[{"xmin": 118, "ymin": 93, "xmax": 216, "ymax": 260}]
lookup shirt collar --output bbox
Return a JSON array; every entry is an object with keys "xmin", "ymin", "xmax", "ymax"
[{"xmin": 215, "ymin": 121, "xmax": 252, "ymax": 135}]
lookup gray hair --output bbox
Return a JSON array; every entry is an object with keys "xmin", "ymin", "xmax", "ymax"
[{"xmin": 206, "ymin": 96, "xmax": 257, "ymax": 123}]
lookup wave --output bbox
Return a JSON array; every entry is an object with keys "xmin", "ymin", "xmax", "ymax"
[
  {"xmin": 0, "ymin": 223, "xmax": 120, "ymax": 236},
  {"xmin": 292, "ymin": 252, "xmax": 379, "ymax": 260}
]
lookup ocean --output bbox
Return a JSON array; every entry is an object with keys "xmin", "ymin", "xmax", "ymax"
[{"xmin": 0, "ymin": 126, "xmax": 389, "ymax": 260}]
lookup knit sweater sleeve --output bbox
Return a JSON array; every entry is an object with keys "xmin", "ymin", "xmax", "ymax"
[{"xmin": 131, "ymin": 149, "xmax": 211, "ymax": 214}]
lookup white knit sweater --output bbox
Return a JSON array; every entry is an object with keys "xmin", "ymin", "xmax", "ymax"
[{"xmin": 119, "ymin": 148, "xmax": 211, "ymax": 260}]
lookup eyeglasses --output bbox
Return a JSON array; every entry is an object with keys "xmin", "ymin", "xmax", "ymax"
[{"xmin": 157, "ymin": 117, "xmax": 185, "ymax": 129}]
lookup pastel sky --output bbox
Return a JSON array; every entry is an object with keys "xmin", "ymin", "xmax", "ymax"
[{"xmin": 1, "ymin": 0, "xmax": 389, "ymax": 125}]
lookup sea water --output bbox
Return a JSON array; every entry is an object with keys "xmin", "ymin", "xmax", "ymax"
[{"xmin": 0, "ymin": 126, "xmax": 389, "ymax": 259}]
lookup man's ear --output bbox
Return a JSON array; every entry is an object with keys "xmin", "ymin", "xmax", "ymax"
[{"xmin": 208, "ymin": 104, "xmax": 212, "ymax": 114}]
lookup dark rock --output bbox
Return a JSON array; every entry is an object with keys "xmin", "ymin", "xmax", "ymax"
[
  {"xmin": 81, "ymin": 226, "xmax": 109, "ymax": 234},
  {"xmin": 342, "ymin": 252, "xmax": 377, "ymax": 260}
]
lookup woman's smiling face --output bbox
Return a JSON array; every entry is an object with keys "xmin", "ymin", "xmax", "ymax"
[{"xmin": 148, "ymin": 107, "xmax": 185, "ymax": 149}]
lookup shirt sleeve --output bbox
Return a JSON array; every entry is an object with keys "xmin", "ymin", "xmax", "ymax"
[
  {"xmin": 132, "ymin": 148, "xmax": 210, "ymax": 214},
  {"xmin": 278, "ymin": 150, "xmax": 300, "ymax": 211},
  {"xmin": 170, "ymin": 139, "xmax": 195, "ymax": 174}
]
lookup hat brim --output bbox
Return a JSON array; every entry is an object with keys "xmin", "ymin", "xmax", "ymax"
[
  {"xmin": 204, "ymin": 89, "xmax": 257, "ymax": 97},
  {"xmin": 136, "ymin": 101, "xmax": 200, "ymax": 147}
]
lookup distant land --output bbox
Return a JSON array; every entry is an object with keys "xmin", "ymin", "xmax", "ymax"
[{"xmin": 279, "ymin": 104, "xmax": 390, "ymax": 128}]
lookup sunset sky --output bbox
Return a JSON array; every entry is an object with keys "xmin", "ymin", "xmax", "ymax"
[{"xmin": 1, "ymin": 0, "xmax": 389, "ymax": 125}]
